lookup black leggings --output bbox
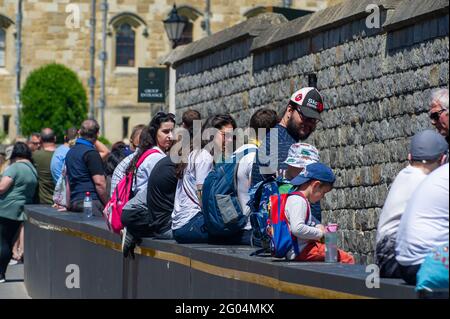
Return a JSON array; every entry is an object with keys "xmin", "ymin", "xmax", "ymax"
[{"xmin": 0, "ymin": 217, "xmax": 21, "ymax": 275}]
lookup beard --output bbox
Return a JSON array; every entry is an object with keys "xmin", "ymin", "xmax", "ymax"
[{"xmin": 286, "ymin": 117, "xmax": 312, "ymax": 141}]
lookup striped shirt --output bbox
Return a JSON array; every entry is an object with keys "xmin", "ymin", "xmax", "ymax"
[{"xmin": 110, "ymin": 152, "xmax": 137, "ymax": 197}]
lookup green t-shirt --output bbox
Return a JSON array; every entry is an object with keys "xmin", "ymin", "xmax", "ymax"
[
  {"xmin": 278, "ymin": 182, "xmax": 293, "ymax": 194},
  {"xmin": 0, "ymin": 161, "xmax": 38, "ymax": 221},
  {"xmin": 33, "ymin": 150, "xmax": 55, "ymax": 205}
]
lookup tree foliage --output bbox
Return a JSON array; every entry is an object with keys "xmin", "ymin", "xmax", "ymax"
[{"xmin": 20, "ymin": 63, "xmax": 87, "ymax": 142}]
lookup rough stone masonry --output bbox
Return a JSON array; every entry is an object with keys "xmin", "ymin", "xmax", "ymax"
[{"xmin": 170, "ymin": 0, "xmax": 449, "ymax": 264}]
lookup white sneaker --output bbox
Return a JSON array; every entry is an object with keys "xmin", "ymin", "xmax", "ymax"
[
  {"xmin": 121, "ymin": 227, "xmax": 127, "ymax": 252},
  {"xmin": 0, "ymin": 274, "xmax": 5, "ymax": 283},
  {"xmin": 8, "ymin": 259, "xmax": 18, "ymax": 266}
]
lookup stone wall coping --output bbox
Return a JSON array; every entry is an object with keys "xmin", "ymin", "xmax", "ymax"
[
  {"xmin": 172, "ymin": 13, "xmax": 287, "ymax": 67},
  {"xmin": 383, "ymin": 0, "xmax": 449, "ymax": 30},
  {"xmin": 251, "ymin": 0, "xmax": 401, "ymax": 52},
  {"xmin": 159, "ymin": 44, "xmax": 188, "ymax": 66}
]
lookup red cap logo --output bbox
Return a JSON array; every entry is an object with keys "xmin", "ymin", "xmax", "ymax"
[
  {"xmin": 317, "ymin": 102, "xmax": 324, "ymax": 112},
  {"xmin": 294, "ymin": 94, "xmax": 302, "ymax": 102}
]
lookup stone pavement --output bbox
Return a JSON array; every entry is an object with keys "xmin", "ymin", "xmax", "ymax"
[{"xmin": 0, "ymin": 263, "xmax": 30, "ymax": 299}]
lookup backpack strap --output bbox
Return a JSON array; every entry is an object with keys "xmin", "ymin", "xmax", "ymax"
[
  {"xmin": 232, "ymin": 147, "xmax": 257, "ymax": 209},
  {"xmin": 286, "ymin": 191, "xmax": 311, "ymax": 223},
  {"xmin": 135, "ymin": 148, "xmax": 162, "ymax": 169},
  {"xmin": 182, "ymin": 180, "xmax": 201, "ymax": 207}
]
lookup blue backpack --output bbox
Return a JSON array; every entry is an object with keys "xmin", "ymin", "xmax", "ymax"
[
  {"xmin": 247, "ymin": 177, "xmax": 291, "ymax": 255},
  {"xmin": 202, "ymin": 148, "xmax": 257, "ymax": 237}
]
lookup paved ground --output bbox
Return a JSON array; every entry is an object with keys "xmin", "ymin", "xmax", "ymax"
[{"xmin": 0, "ymin": 263, "xmax": 30, "ymax": 299}]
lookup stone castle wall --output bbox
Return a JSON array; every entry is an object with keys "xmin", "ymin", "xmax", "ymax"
[
  {"xmin": 172, "ymin": 0, "xmax": 449, "ymax": 264},
  {"xmin": 0, "ymin": 0, "xmax": 333, "ymax": 142}
]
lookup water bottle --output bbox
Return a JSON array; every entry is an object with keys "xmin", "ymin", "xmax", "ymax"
[
  {"xmin": 325, "ymin": 223, "xmax": 338, "ymax": 263},
  {"xmin": 84, "ymin": 192, "xmax": 93, "ymax": 219}
]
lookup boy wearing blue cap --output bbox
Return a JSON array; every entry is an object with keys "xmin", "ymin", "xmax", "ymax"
[{"xmin": 285, "ymin": 162, "xmax": 354, "ymax": 263}]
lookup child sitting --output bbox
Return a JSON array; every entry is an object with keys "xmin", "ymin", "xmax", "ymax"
[
  {"xmin": 284, "ymin": 162, "xmax": 354, "ymax": 264},
  {"xmin": 280, "ymin": 143, "xmax": 322, "ymax": 222}
]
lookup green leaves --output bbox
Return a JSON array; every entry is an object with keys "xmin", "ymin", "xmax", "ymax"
[{"xmin": 20, "ymin": 63, "xmax": 88, "ymax": 143}]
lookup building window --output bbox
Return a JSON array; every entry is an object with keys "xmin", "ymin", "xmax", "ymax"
[
  {"xmin": 116, "ymin": 23, "xmax": 135, "ymax": 67},
  {"xmin": 2, "ymin": 115, "xmax": 10, "ymax": 135},
  {"xmin": 122, "ymin": 116, "xmax": 130, "ymax": 139},
  {"xmin": 0, "ymin": 28, "xmax": 5, "ymax": 67},
  {"xmin": 177, "ymin": 21, "xmax": 193, "ymax": 46}
]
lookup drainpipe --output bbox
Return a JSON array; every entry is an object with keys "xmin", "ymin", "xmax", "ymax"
[
  {"xmin": 89, "ymin": 0, "xmax": 96, "ymax": 120},
  {"xmin": 99, "ymin": 0, "xmax": 108, "ymax": 136},
  {"xmin": 15, "ymin": 0, "xmax": 23, "ymax": 136}
]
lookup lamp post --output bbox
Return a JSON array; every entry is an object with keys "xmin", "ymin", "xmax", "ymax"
[{"xmin": 163, "ymin": 4, "xmax": 187, "ymax": 49}]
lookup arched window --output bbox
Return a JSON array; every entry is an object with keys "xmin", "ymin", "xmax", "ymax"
[
  {"xmin": 176, "ymin": 6, "xmax": 203, "ymax": 45},
  {"xmin": 0, "ymin": 14, "xmax": 14, "ymax": 69},
  {"xmin": 109, "ymin": 12, "xmax": 147, "ymax": 69},
  {"xmin": 116, "ymin": 23, "xmax": 135, "ymax": 67},
  {"xmin": 178, "ymin": 21, "xmax": 193, "ymax": 46}
]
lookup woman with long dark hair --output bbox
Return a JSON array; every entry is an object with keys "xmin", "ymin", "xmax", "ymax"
[
  {"xmin": 171, "ymin": 114, "xmax": 237, "ymax": 244},
  {"xmin": 126, "ymin": 112, "xmax": 175, "ymax": 194},
  {"xmin": 0, "ymin": 142, "xmax": 38, "ymax": 283},
  {"xmin": 120, "ymin": 112, "xmax": 175, "ymax": 257}
]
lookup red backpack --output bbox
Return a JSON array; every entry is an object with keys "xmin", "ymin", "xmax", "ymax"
[
  {"xmin": 268, "ymin": 192, "xmax": 310, "ymax": 259},
  {"xmin": 103, "ymin": 149, "xmax": 161, "ymax": 234}
]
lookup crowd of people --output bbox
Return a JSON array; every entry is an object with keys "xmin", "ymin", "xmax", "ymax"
[{"xmin": 0, "ymin": 86, "xmax": 448, "ymax": 289}]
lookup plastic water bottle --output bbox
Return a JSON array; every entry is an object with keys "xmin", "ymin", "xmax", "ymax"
[
  {"xmin": 325, "ymin": 223, "xmax": 338, "ymax": 263},
  {"xmin": 84, "ymin": 192, "xmax": 93, "ymax": 219}
]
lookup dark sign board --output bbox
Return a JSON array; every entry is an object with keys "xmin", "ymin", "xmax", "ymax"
[{"xmin": 138, "ymin": 68, "xmax": 167, "ymax": 103}]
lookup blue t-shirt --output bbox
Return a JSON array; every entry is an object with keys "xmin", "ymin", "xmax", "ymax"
[
  {"xmin": 50, "ymin": 144, "xmax": 70, "ymax": 183},
  {"xmin": 251, "ymin": 124, "xmax": 297, "ymax": 187}
]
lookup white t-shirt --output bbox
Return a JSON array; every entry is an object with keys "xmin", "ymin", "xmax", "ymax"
[
  {"xmin": 395, "ymin": 163, "xmax": 449, "ymax": 266},
  {"xmin": 234, "ymin": 144, "xmax": 258, "ymax": 230},
  {"xmin": 284, "ymin": 194, "xmax": 323, "ymax": 257},
  {"xmin": 376, "ymin": 165, "xmax": 428, "ymax": 243},
  {"xmin": 171, "ymin": 149, "xmax": 214, "ymax": 230},
  {"xmin": 132, "ymin": 146, "xmax": 166, "ymax": 193}
]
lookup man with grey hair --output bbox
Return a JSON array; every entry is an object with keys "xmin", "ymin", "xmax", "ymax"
[
  {"xmin": 376, "ymin": 130, "xmax": 448, "ymax": 278},
  {"xmin": 65, "ymin": 120, "xmax": 107, "ymax": 216},
  {"xmin": 429, "ymin": 88, "xmax": 449, "ymax": 144}
]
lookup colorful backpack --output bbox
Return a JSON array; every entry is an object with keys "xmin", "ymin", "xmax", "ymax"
[
  {"xmin": 103, "ymin": 149, "xmax": 161, "ymax": 234},
  {"xmin": 247, "ymin": 177, "xmax": 291, "ymax": 255},
  {"xmin": 416, "ymin": 244, "xmax": 449, "ymax": 293},
  {"xmin": 268, "ymin": 192, "xmax": 310, "ymax": 259},
  {"xmin": 201, "ymin": 148, "xmax": 256, "ymax": 237}
]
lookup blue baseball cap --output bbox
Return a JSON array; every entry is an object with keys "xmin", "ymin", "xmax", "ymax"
[{"xmin": 291, "ymin": 162, "xmax": 336, "ymax": 186}]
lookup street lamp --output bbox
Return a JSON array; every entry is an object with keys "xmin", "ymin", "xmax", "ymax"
[{"xmin": 163, "ymin": 4, "xmax": 187, "ymax": 49}]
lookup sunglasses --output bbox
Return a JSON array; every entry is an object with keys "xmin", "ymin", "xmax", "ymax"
[
  {"xmin": 295, "ymin": 108, "xmax": 320, "ymax": 124},
  {"xmin": 429, "ymin": 109, "xmax": 446, "ymax": 122},
  {"xmin": 155, "ymin": 111, "xmax": 176, "ymax": 120}
]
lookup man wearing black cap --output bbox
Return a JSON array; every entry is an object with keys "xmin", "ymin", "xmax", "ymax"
[
  {"xmin": 251, "ymin": 87, "xmax": 324, "ymax": 187},
  {"xmin": 376, "ymin": 129, "xmax": 448, "ymax": 279}
]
